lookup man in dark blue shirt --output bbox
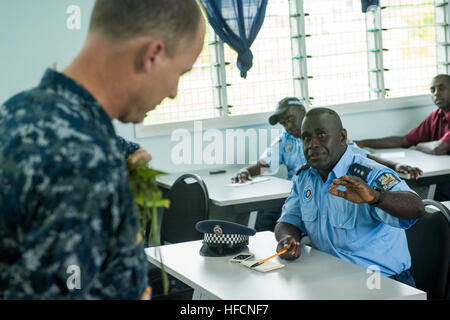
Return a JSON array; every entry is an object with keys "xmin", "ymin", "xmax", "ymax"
[{"xmin": 0, "ymin": 0, "xmax": 205, "ymax": 299}]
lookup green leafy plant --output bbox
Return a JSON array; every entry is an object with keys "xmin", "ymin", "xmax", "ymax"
[{"xmin": 128, "ymin": 164, "xmax": 170, "ymax": 295}]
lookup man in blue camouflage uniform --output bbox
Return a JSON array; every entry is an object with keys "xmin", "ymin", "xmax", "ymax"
[
  {"xmin": 0, "ymin": 0, "xmax": 205, "ymax": 299},
  {"xmin": 275, "ymin": 108, "xmax": 424, "ymax": 287},
  {"xmin": 232, "ymin": 97, "xmax": 418, "ymax": 232},
  {"xmin": 118, "ymin": 135, "xmax": 140, "ymax": 157}
]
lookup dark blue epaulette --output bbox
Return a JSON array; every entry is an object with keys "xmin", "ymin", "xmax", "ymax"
[
  {"xmin": 296, "ymin": 163, "xmax": 311, "ymax": 176},
  {"xmin": 347, "ymin": 163, "xmax": 372, "ymax": 183}
]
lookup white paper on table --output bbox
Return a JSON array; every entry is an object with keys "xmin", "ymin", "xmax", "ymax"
[
  {"xmin": 240, "ymin": 259, "xmax": 285, "ymax": 272},
  {"xmin": 379, "ymin": 152, "xmax": 406, "ymax": 159},
  {"xmin": 226, "ymin": 176, "xmax": 270, "ymax": 187}
]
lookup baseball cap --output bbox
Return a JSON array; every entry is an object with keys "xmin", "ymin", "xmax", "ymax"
[{"xmin": 268, "ymin": 97, "xmax": 305, "ymax": 125}]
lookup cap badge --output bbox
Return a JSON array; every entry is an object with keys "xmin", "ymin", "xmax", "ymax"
[
  {"xmin": 285, "ymin": 145, "xmax": 292, "ymax": 152},
  {"xmin": 213, "ymin": 225, "xmax": 223, "ymax": 235}
]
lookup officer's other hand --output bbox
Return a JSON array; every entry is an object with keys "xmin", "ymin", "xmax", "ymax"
[
  {"xmin": 329, "ymin": 175, "xmax": 377, "ymax": 204},
  {"xmin": 395, "ymin": 164, "xmax": 423, "ymax": 180},
  {"xmin": 140, "ymin": 286, "xmax": 152, "ymax": 300},
  {"xmin": 415, "ymin": 141, "xmax": 435, "ymax": 154},
  {"xmin": 354, "ymin": 140, "xmax": 365, "ymax": 148},
  {"xmin": 231, "ymin": 169, "xmax": 252, "ymax": 183},
  {"xmin": 276, "ymin": 236, "xmax": 301, "ymax": 260},
  {"xmin": 127, "ymin": 147, "xmax": 152, "ymax": 171}
]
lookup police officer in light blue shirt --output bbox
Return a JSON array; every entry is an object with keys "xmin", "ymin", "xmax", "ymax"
[
  {"xmin": 275, "ymin": 107, "xmax": 425, "ymax": 287},
  {"xmin": 232, "ymin": 98, "xmax": 307, "ymax": 231},
  {"xmin": 232, "ymin": 97, "xmax": 307, "ymax": 184},
  {"xmin": 260, "ymin": 129, "xmax": 306, "ymax": 180}
]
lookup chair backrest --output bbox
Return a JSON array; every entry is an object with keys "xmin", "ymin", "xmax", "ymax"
[
  {"xmin": 406, "ymin": 199, "xmax": 450, "ymax": 299},
  {"xmin": 160, "ymin": 174, "xmax": 209, "ymax": 244}
]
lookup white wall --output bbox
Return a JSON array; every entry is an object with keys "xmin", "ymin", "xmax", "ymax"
[
  {"xmin": 0, "ymin": 1, "xmax": 95, "ymax": 102},
  {"xmin": 1, "ymin": 1, "xmax": 437, "ymax": 174}
]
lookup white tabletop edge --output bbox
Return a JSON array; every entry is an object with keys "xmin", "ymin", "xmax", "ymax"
[
  {"xmin": 145, "ymin": 247, "xmax": 221, "ymax": 300},
  {"xmin": 210, "ymin": 192, "xmax": 292, "ymax": 206},
  {"xmin": 145, "ymin": 232, "xmax": 427, "ymax": 300}
]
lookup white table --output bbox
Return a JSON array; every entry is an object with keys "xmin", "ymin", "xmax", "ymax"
[
  {"xmin": 157, "ymin": 167, "xmax": 293, "ymax": 206},
  {"xmin": 367, "ymin": 148, "xmax": 450, "ymax": 199},
  {"xmin": 145, "ymin": 231, "xmax": 426, "ymax": 300},
  {"xmin": 157, "ymin": 167, "xmax": 293, "ymax": 227}
]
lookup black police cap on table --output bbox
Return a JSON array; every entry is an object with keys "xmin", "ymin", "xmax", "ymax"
[
  {"xmin": 268, "ymin": 97, "xmax": 305, "ymax": 126},
  {"xmin": 195, "ymin": 220, "xmax": 256, "ymax": 257}
]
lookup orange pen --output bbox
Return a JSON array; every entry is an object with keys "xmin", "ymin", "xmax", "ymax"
[{"xmin": 249, "ymin": 249, "xmax": 288, "ymax": 268}]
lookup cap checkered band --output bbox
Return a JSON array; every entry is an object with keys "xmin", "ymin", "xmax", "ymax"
[{"xmin": 203, "ymin": 233, "xmax": 249, "ymax": 245}]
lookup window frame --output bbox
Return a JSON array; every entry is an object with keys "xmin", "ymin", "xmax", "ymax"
[
  {"xmin": 135, "ymin": 94, "xmax": 432, "ymax": 138},
  {"xmin": 135, "ymin": 0, "xmax": 449, "ymax": 138}
]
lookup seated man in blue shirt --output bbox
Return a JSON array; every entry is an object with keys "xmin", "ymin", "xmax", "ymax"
[
  {"xmin": 275, "ymin": 107, "xmax": 424, "ymax": 287},
  {"xmin": 233, "ymin": 97, "xmax": 422, "ymax": 232}
]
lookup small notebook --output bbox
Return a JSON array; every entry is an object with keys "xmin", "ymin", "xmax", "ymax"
[
  {"xmin": 240, "ymin": 259, "xmax": 285, "ymax": 273},
  {"xmin": 379, "ymin": 152, "xmax": 406, "ymax": 159}
]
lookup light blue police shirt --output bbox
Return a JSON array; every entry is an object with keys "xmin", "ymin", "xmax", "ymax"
[
  {"xmin": 278, "ymin": 146, "xmax": 418, "ymax": 277},
  {"xmin": 260, "ymin": 131, "xmax": 306, "ymax": 180},
  {"xmin": 260, "ymin": 131, "xmax": 370, "ymax": 180}
]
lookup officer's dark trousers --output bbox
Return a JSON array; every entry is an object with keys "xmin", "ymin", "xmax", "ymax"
[
  {"xmin": 389, "ymin": 269, "xmax": 416, "ymax": 288},
  {"xmin": 434, "ymin": 182, "xmax": 450, "ymax": 201},
  {"xmin": 254, "ymin": 207, "xmax": 282, "ymax": 232}
]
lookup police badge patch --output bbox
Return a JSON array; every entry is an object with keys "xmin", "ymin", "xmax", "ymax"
[
  {"xmin": 303, "ymin": 185, "xmax": 313, "ymax": 202},
  {"xmin": 376, "ymin": 172, "xmax": 400, "ymax": 191}
]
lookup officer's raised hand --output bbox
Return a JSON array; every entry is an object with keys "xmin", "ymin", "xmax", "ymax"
[
  {"xmin": 276, "ymin": 235, "xmax": 301, "ymax": 261},
  {"xmin": 328, "ymin": 175, "xmax": 379, "ymax": 204}
]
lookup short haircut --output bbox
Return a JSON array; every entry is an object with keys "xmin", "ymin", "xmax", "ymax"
[
  {"xmin": 89, "ymin": 0, "xmax": 203, "ymax": 57},
  {"xmin": 433, "ymin": 74, "xmax": 450, "ymax": 85},
  {"xmin": 305, "ymin": 107, "xmax": 343, "ymax": 130}
]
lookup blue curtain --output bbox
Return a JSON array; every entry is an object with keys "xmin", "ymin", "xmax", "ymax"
[
  {"xmin": 200, "ymin": 0, "xmax": 268, "ymax": 78},
  {"xmin": 361, "ymin": 0, "xmax": 379, "ymax": 12}
]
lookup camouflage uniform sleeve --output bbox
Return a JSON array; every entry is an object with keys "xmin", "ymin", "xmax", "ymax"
[
  {"xmin": 1, "ymin": 151, "xmax": 148, "ymax": 299},
  {"xmin": 116, "ymin": 135, "xmax": 141, "ymax": 158},
  {"xmin": 85, "ymin": 167, "xmax": 149, "ymax": 299},
  {"xmin": 87, "ymin": 181, "xmax": 149, "ymax": 299}
]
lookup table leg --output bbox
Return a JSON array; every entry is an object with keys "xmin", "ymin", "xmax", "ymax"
[
  {"xmin": 192, "ymin": 289, "xmax": 207, "ymax": 300},
  {"xmin": 426, "ymin": 184, "xmax": 437, "ymax": 199},
  {"xmin": 247, "ymin": 211, "xmax": 258, "ymax": 228}
]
